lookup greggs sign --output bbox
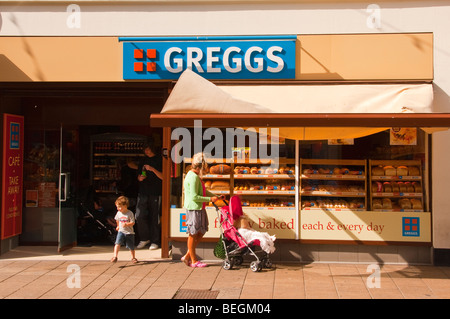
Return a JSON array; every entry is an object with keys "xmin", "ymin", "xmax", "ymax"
[{"xmin": 120, "ymin": 36, "xmax": 296, "ymax": 80}]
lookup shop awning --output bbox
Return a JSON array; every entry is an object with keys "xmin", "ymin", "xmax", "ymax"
[{"xmin": 151, "ymin": 69, "xmax": 450, "ymax": 140}]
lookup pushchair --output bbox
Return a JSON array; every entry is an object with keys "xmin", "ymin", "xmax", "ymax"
[
  {"xmin": 78, "ymin": 202, "xmax": 117, "ymax": 245},
  {"xmin": 213, "ymin": 196, "xmax": 273, "ymax": 272}
]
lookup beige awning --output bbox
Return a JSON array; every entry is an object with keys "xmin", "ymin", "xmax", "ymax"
[{"xmin": 159, "ymin": 69, "xmax": 440, "ymax": 140}]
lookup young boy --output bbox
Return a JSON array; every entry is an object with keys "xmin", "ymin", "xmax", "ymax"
[{"xmin": 111, "ymin": 196, "xmax": 138, "ymax": 263}]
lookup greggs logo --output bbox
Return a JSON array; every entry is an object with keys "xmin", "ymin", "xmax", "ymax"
[{"xmin": 121, "ymin": 36, "xmax": 296, "ymax": 80}]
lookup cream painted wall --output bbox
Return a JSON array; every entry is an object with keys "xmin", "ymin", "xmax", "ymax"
[{"xmin": 1, "ymin": 0, "xmax": 450, "ymax": 248}]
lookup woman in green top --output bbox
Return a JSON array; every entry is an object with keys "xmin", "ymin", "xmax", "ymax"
[{"xmin": 182, "ymin": 153, "xmax": 220, "ymax": 268}]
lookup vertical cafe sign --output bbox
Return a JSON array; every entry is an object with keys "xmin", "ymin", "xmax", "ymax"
[{"xmin": 2, "ymin": 114, "xmax": 24, "ymax": 239}]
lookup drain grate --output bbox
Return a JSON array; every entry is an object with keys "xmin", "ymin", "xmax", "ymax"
[{"xmin": 173, "ymin": 289, "xmax": 219, "ymax": 299}]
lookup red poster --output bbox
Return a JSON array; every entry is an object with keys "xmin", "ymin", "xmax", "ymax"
[{"xmin": 2, "ymin": 114, "xmax": 24, "ymax": 239}]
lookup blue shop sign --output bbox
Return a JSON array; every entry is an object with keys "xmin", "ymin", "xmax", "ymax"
[{"xmin": 120, "ymin": 36, "xmax": 296, "ymax": 80}]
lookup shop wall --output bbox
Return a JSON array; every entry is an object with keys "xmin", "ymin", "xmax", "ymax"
[
  {"xmin": 1, "ymin": 1, "xmax": 450, "ymax": 250},
  {"xmin": 0, "ymin": 34, "xmax": 433, "ymax": 82},
  {"xmin": 432, "ymin": 131, "xmax": 450, "ymax": 249}
]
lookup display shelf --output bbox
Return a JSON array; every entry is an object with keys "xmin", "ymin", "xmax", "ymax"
[
  {"xmin": 369, "ymin": 160, "xmax": 424, "ymax": 212},
  {"xmin": 182, "ymin": 158, "xmax": 296, "ymax": 209},
  {"xmin": 300, "ymin": 159, "xmax": 367, "ymax": 211},
  {"xmin": 90, "ymin": 133, "xmax": 147, "ymax": 195}
]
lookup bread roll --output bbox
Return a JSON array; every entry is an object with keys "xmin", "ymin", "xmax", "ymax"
[{"xmin": 204, "ymin": 180, "xmax": 212, "ymax": 189}]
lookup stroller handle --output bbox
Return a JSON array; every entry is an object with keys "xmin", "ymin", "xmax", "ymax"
[{"xmin": 212, "ymin": 197, "xmax": 228, "ymax": 210}]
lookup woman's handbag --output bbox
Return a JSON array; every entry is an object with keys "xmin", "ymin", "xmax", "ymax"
[{"xmin": 213, "ymin": 235, "xmax": 226, "ymax": 259}]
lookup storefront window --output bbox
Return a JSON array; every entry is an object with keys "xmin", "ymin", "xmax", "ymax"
[{"xmin": 169, "ymin": 126, "xmax": 430, "ymax": 243}]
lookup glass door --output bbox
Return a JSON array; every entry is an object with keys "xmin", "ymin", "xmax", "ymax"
[{"xmin": 58, "ymin": 125, "xmax": 78, "ymax": 252}]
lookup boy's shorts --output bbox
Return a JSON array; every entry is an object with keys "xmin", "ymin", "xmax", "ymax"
[{"xmin": 115, "ymin": 231, "xmax": 135, "ymax": 250}]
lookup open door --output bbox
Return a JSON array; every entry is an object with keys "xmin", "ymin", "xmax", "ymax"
[{"xmin": 58, "ymin": 125, "xmax": 78, "ymax": 252}]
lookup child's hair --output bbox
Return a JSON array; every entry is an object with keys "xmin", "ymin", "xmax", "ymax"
[{"xmin": 115, "ymin": 195, "xmax": 129, "ymax": 207}]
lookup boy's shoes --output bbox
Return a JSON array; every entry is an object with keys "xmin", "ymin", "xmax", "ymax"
[
  {"xmin": 149, "ymin": 243, "xmax": 159, "ymax": 250},
  {"xmin": 136, "ymin": 240, "xmax": 150, "ymax": 249}
]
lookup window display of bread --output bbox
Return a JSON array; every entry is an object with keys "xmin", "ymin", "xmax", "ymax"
[
  {"xmin": 209, "ymin": 164, "xmax": 231, "ymax": 174},
  {"xmin": 302, "ymin": 199, "xmax": 364, "ymax": 209}
]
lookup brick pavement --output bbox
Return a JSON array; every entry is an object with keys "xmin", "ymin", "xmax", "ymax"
[{"xmin": 1, "ymin": 246, "xmax": 450, "ymax": 299}]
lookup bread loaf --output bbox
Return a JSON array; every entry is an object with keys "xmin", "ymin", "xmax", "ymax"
[
  {"xmin": 384, "ymin": 166, "xmax": 396, "ymax": 176},
  {"xmin": 372, "ymin": 166, "xmax": 384, "ymax": 176},
  {"xmin": 210, "ymin": 164, "xmax": 231, "ymax": 174},
  {"xmin": 412, "ymin": 182, "xmax": 422, "ymax": 193},
  {"xmin": 396, "ymin": 166, "xmax": 408, "ymax": 176},
  {"xmin": 383, "ymin": 182, "xmax": 392, "ymax": 192},
  {"xmin": 391, "ymin": 181, "xmax": 400, "ymax": 192},
  {"xmin": 410, "ymin": 199, "xmax": 423, "ymax": 209},
  {"xmin": 210, "ymin": 181, "xmax": 230, "ymax": 190},
  {"xmin": 373, "ymin": 199, "xmax": 382, "ymax": 209},
  {"xmin": 408, "ymin": 166, "xmax": 420, "ymax": 176},
  {"xmin": 405, "ymin": 182, "xmax": 415, "ymax": 192},
  {"xmin": 382, "ymin": 198, "xmax": 392, "ymax": 209},
  {"xmin": 399, "ymin": 198, "xmax": 412, "ymax": 209}
]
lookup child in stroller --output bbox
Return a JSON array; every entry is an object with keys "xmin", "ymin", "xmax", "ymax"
[{"xmin": 214, "ymin": 196, "xmax": 275, "ymax": 272}]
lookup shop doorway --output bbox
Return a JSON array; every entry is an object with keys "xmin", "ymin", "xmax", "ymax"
[{"xmin": 58, "ymin": 125, "xmax": 78, "ymax": 252}]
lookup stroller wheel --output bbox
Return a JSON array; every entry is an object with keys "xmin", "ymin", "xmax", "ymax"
[
  {"xmin": 263, "ymin": 258, "xmax": 273, "ymax": 269},
  {"xmin": 233, "ymin": 256, "xmax": 243, "ymax": 266},
  {"xmin": 250, "ymin": 261, "xmax": 262, "ymax": 272},
  {"xmin": 223, "ymin": 259, "xmax": 234, "ymax": 270}
]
